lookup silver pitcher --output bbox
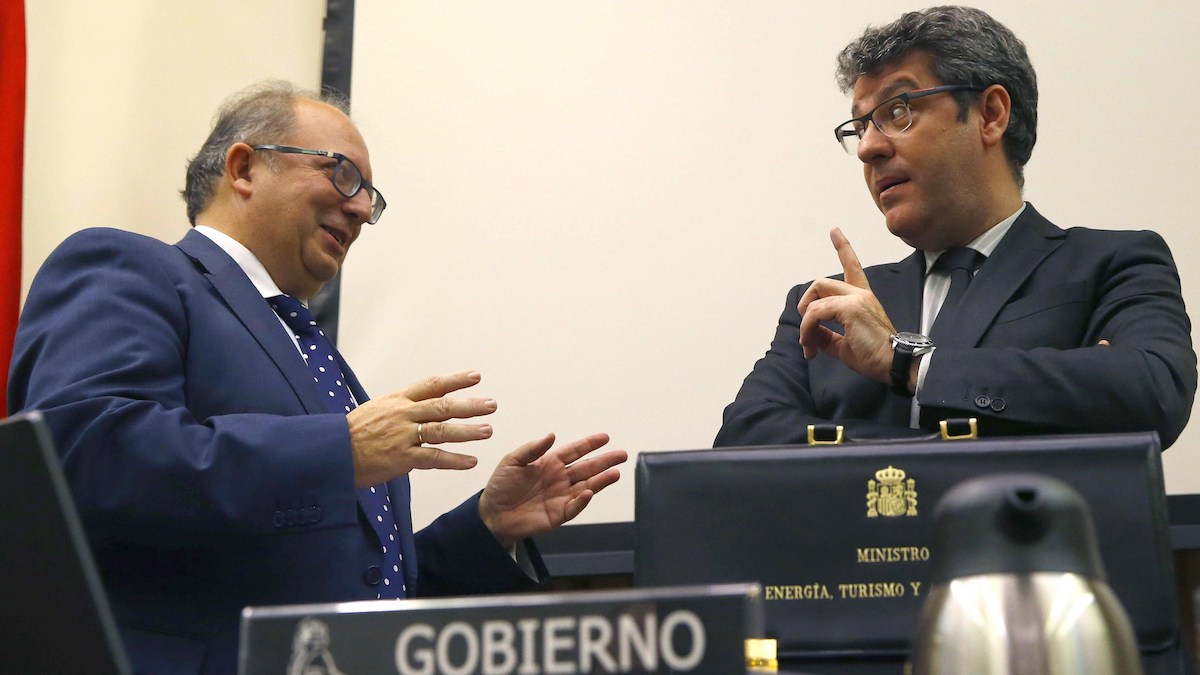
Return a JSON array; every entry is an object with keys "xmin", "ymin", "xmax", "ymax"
[{"xmin": 909, "ymin": 474, "xmax": 1144, "ymax": 675}]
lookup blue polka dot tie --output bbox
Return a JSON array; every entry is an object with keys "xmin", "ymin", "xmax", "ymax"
[{"xmin": 269, "ymin": 294, "xmax": 408, "ymax": 599}]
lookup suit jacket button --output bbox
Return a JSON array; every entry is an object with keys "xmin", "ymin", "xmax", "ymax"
[
  {"xmin": 272, "ymin": 511, "xmax": 286, "ymax": 528},
  {"xmin": 974, "ymin": 395, "xmax": 991, "ymax": 408},
  {"xmin": 364, "ymin": 566, "xmax": 383, "ymax": 585},
  {"xmin": 308, "ymin": 506, "xmax": 322, "ymax": 523},
  {"xmin": 990, "ymin": 397, "xmax": 1007, "ymax": 412}
]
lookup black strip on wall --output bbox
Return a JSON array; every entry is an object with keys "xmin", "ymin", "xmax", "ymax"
[{"xmin": 311, "ymin": 0, "xmax": 355, "ymax": 343}]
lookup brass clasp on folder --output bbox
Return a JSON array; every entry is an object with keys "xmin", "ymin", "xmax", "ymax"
[
  {"xmin": 746, "ymin": 638, "xmax": 779, "ymax": 672},
  {"xmin": 939, "ymin": 418, "xmax": 978, "ymax": 441},
  {"xmin": 807, "ymin": 424, "xmax": 844, "ymax": 445}
]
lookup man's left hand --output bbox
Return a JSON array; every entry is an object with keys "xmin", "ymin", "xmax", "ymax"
[
  {"xmin": 479, "ymin": 432, "xmax": 627, "ymax": 548},
  {"xmin": 796, "ymin": 227, "xmax": 897, "ymax": 383}
]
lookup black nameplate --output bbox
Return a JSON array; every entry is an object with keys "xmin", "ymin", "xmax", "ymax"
[
  {"xmin": 239, "ymin": 583, "xmax": 762, "ymax": 675},
  {"xmin": 634, "ymin": 433, "xmax": 1175, "ymax": 659}
]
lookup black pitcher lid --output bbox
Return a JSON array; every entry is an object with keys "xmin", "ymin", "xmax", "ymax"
[{"xmin": 929, "ymin": 473, "xmax": 1107, "ymax": 582}]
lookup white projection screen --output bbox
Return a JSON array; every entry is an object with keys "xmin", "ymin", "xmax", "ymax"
[{"xmin": 341, "ymin": 2, "xmax": 1200, "ymax": 528}]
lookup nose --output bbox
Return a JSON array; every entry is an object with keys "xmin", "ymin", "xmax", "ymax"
[
  {"xmin": 342, "ymin": 188, "xmax": 373, "ymax": 225},
  {"xmin": 855, "ymin": 121, "xmax": 894, "ymax": 164}
]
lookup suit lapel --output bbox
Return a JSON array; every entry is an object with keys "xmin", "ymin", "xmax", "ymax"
[
  {"xmin": 869, "ymin": 250, "xmax": 925, "ymax": 425},
  {"xmin": 340, "ymin": 359, "xmax": 369, "ymax": 406},
  {"xmin": 174, "ymin": 230, "xmax": 331, "ymax": 415},
  {"xmin": 938, "ymin": 204, "xmax": 1067, "ymax": 348},
  {"xmin": 874, "ymin": 250, "xmax": 926, "ymax": 333},
  {"xmin": 176, "ymin": 231, "xmax": 400, "ymax": 560}
]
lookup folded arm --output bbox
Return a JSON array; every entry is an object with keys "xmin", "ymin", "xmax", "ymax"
[{"xmin": 919, "ymin": 230, "xmax": 1196, "ymax": 447}]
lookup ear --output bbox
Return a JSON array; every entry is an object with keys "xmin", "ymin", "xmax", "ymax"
[
  {"xmin": 225, "ymin": 142, "xmax": 257, "ymax": 198},
  {"xmin": 977, "ymin": 84, "xmax": 1011, "ymax": 149}
]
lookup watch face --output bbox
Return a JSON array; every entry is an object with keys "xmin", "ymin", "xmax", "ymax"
[{"xmin": 892, "ymin": 332, "xmax": 934, "ymax": 349}]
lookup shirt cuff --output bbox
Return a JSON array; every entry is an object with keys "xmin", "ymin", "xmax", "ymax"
[
  {"xmin": 510, "ymin": 541, "xmax": 537, "ymax": 579},
  {"xmin": 916, "ymin": 347, "xmax": 934, "ymax": 394}
]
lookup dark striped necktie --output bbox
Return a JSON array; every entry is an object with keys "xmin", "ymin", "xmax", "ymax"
[{"xmin": 929, "ymin": 247, "xmax": 985, "ymax": 340}]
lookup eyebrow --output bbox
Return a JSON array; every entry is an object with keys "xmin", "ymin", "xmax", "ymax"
[{"xmin": 851, "ymin": 77, "xmax": 921, "ymax": 117}]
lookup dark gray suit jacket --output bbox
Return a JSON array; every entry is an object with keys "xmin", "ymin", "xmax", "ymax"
[{"xmin": 715, "ymin": 204, "xmax": 1196, "ymax": 448}]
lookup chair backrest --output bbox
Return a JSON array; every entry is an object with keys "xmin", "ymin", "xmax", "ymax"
[{"xmin": 0, "ymin": 411, "xmax": 131, "ymax": 675}]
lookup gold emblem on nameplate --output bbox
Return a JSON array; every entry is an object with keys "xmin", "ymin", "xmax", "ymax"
[{"xmin": 867, "ymin": 465, "xmax": 917, "ymax": 517}]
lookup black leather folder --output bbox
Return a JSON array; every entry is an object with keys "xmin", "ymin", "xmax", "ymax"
[{"xmin": 634, "ymin": 432, "xmax": 1180, "ymax": 668}]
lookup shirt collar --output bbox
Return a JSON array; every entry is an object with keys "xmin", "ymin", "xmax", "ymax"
[
  {"xmin": 193, "ymin": 225, "xmax": 288, "ymax": 300},
  {"xmin": 923, "ymin": 202, "xmax": 1027, "ymax": 273}
]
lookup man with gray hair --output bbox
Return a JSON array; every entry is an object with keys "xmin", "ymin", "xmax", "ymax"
[
  {"xmin": 716, "ymin": 6, "xmax": 1195, "ymax": 447},
  {"xmin": 8, "ymin": 81, "xmax": 627, "ymax": 674}
]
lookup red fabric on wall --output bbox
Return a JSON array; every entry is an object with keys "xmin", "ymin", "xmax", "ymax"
[{"xmin": 0, "ymin": 0, "xmax": 26, "ymax": 416}]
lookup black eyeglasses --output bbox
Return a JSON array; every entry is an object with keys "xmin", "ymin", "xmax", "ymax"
[
  {"xmin": 833, "ymin": 84, "xmax": 984, "ymax": 155},
  {"xmin": 252, "ymin": 144, "xmax": 387, "ymax": 224}
]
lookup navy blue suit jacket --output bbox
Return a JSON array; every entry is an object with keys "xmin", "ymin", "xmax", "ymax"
[
  {"xmin": 715, "ymin": 205, "xmax": 1196, "ymax": 448},
  {"xmin": 8, "ymin": 228, "xmax": 546, "ymax": 674}
]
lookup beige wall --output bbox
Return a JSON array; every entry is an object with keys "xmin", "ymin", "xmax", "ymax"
[
  {"xmin": 343, "ymin": 1, "xmax": 1200, "ymax": 528},
  {"xmin": 23, "ymin": 1, "xmax": 1200, "ymax": 529},
  {"xmin": 22, "ymin": 0, "xmax": 325, "ymax": 290}
]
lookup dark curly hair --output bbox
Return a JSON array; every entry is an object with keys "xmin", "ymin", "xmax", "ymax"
[{"xmin": 836, "ymin": 6, "xmax": 1037, "ymax": 188}]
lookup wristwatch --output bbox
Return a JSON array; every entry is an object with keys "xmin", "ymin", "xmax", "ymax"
[{"xmin": 889, "ymin": 332, "xmax": 935, "ymax": 395}]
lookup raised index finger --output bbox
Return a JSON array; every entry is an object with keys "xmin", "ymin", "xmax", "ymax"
[
  {"xmin": 405, "ymin": 371, "xmax": 483, "ymax": 402},
  {"xmin": 831, "ymin": 227, "xmax": 871, "ymax": 291}
]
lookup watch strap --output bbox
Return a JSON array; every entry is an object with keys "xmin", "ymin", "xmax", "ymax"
[
  {"xmin": 890, "ymin": 346, "xmax": 915, "ymax": 395},
  {"xmin": 889, "ymin": 333, "xmax": 933, "ymax": 395}
]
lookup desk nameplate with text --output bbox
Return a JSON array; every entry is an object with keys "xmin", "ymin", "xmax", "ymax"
[
  {"xmin": 634, "ymin": 433, "xmax": 1175, "ymax": 660},
  {"xmin": 239, "ymin": 583, "xmax": 763, "ymax": 675}
]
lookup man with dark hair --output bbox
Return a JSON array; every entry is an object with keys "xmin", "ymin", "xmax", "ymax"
[
  {"xmin": 715, "ymin": 6, "xmax": 1195, "ymax": 447},
  {"xmin": 8, "ymin": 81, "xmax": 627, "ymax": 674}
]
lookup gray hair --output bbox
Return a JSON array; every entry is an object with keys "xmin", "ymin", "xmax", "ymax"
[
  {"xmin": 835, "ymin": 6, "xmax": 1037, "ymax": 188},
  {"xmin": 182, "ymin": 81, "xmax": 350, "ymax": 225}
]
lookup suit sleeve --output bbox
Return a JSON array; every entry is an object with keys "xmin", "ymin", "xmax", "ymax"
[
  {"xmin": 919, "ymin": 229, "xmax": 1197, "ymax": 448},
  {"xmin": 414, "ymin": 492, "xmax": 548, "ymax": 597},
  {"xmin": 715, "ymin": 282, "xmax": 922, "ymax": 447},
  {"xmin": 7, "ymin": 230, "xmax": 360, "ymax": 546}
]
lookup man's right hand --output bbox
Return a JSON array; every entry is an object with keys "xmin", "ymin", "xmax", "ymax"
[
  {"xmin": 796, "ymin": 227, "xmax": 897, "ymax": 383},
  {"xmin": 346, "ymin": 371, "xmax": 496, "ymax": 487}
]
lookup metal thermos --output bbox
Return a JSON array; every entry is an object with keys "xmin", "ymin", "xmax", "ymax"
[{"xmin": 909, "ymin": 474, "xmax": 1144, "ymax": 675}]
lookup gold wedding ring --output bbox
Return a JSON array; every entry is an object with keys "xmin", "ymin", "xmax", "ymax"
[{"xmin": 416, "ymin": 423, "xmax": 426, "ymax": 445}]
